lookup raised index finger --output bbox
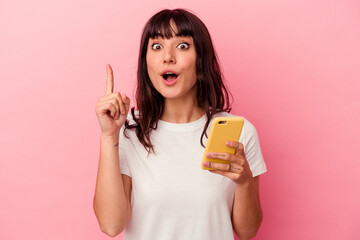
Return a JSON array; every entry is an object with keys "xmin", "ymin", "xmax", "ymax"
[{"xmin": 105, "ymin": 64, "xmax": 114, "ymax": 95}]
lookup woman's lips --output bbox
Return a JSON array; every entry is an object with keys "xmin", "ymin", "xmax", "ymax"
[{"xmin": 162, "ymin": 75, "xmax": 178, "ymax": 86}]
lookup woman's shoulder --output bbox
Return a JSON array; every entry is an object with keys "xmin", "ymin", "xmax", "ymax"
[
  {"xmin": 119, "ymin": 110, "xmax": 139, "ymax": 136},
  {"xmin": 125, "ymin": 109, "xmax": 139, "ymax": 125}
]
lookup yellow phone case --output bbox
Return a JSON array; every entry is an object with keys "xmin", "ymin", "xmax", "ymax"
[{"xmin": 201, "ymin": 117, "xmax": 244, "ymax": 170}]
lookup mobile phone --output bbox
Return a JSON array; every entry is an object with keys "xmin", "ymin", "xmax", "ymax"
[{"xmin": 201, "ymin": 117, "xmax": 244, "ymax": 170}]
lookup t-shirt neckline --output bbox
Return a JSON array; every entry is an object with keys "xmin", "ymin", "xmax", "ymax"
[{"xmin": 157, "ymin": 114, "xmax": 207, "ymax": 131}]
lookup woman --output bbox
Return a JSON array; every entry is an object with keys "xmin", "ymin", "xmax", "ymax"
[{"xmin": 94, "ymin": 8, "xmax": 267, "ymax": 240}]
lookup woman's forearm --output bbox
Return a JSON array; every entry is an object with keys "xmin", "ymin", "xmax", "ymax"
[
  {"xmin": 93, "ymin": 134, "xmax": 129, "ymax": 237},
  {"xmin": 232, "ymin": 177, "xmax": 263, "ymax": 239}
]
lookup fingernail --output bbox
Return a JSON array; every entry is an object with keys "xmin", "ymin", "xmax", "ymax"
[
  {"xmin": 206, "ymin": 153, "xmax": 211, "ymax": 158},
  {"xmin": 121, "ymin": 108, "xmax": 125, "ymax": 114},
  {"xmin": 203, "ymin": 161, "xmax": 209, "ymax": 167}
]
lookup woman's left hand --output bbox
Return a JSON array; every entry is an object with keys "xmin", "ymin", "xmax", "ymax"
[{"xmin": 202, "ymin": 141, "xmax": 253, "ymax": 186}]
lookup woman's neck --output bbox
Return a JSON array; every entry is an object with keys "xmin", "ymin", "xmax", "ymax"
[{"xmin": 160, "ymin": 94, "xmax": 205, "ymax": 124}]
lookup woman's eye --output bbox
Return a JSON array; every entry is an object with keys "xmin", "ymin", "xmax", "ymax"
[
  {"xmin": 177, "ymin": 42, "xmax": 190, "ymax": 50},
  {"xmin": 151, "ymin": 43, "xmax": 162, "ymax": 50},
  {"xmin": 151, "ymin": 42, "xmax": 190, "ymax": 50}
]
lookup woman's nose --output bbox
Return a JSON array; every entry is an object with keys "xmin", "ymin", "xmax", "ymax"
[{"xmin": 163, "ymin": 48, "xmax": 176, "ymax": 64}]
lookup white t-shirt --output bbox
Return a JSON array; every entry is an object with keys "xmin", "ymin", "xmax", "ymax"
[{"xmin": 118, "ymin": 111, "xmax": 267, "ymax": 240}]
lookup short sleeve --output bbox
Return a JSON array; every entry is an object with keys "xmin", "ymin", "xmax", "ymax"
[
  {"xmin": 241, "ymin": 119, "xmax": 267, "ymax": 177},
  {"xmin": 118, "ymin": 126, "xmax": 131, "ymax": 177}
]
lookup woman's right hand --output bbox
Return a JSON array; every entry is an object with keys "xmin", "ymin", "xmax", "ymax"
[{"xmin": 95, "ymin": 64, "xmax": 130, "ymax": 137}]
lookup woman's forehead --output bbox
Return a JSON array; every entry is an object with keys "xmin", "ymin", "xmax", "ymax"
[{"xmin": 149, "ymin": 18, "xmax": 192, "ymax": 39}]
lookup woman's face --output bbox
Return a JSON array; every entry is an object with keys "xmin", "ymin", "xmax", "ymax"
[{"xmin": 146, "ymin": 24, "xmax": 197, "ymax": 102}]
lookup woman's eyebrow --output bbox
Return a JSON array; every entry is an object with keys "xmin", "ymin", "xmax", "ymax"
[
  {"xmin": 148, "ymin": 36, "xmax": 193, "ymax": 44},
  {"xmin": 170, "ymin": 35, "xmax": 192, "ymax": 41},
  {"xmin": 149, "ymin": 36, "xmax": 164, "ymax": 41},
  {"xmin": 175, "ymin": 36, "xmax": 193, "ymax": 42}
]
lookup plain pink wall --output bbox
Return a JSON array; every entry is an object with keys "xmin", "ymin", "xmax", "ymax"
[{"xmin": 1, "ymin": 0, "xmax": 359, "ymax": 239}]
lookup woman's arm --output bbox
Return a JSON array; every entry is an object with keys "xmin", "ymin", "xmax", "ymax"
[
  {"xmin": 93, "ymin": 134, "xmax": 132, "ymax": 237},
  {"xmin": 203, "ymin": 140, "xmax": 264, "ymax": 239},
  {"xmin": 231, "ymin": 176, "xmax": 263, "ymax": 239}
]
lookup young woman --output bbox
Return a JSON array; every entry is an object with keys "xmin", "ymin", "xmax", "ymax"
[{"xmin": 94, "ymin": 8, "xmax": 267, "ymax": 240}]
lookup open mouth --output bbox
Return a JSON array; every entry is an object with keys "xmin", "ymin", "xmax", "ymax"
[{"xmin": 162, "ymin": 72, "xmax": 178, "ymax": 81}]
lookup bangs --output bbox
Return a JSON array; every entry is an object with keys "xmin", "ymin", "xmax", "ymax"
[{"xmin": 146, "ymin": 10, "xmax": 194, "ymax": 39}]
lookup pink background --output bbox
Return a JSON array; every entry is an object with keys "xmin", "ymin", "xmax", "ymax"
[{"xmin": 1, "ymin": 0, "xmax": 359, "ymax": 239}]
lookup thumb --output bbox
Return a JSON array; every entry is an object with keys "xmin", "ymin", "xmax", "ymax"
[{"xmin": 121, "ymin": 94, "xmax": 131, "ymax": 111}]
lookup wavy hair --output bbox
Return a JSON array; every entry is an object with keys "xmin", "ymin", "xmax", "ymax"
[{"xmin": 124, "ymin": 8, "xmax": 232, "ymax": 154}]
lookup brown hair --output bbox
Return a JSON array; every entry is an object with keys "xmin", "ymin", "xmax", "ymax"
[{"xmin": 124, "ymin": 8, "xmax": 232, "ymax": 153}]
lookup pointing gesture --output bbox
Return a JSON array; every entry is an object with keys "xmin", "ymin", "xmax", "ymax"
[
  {"xmin": 95, "ymin": 64, "xmax": 131, "ymax": 137},
  {"xmin": 106, "ymin": 64, "xmax": 114, "ymax": 95}
]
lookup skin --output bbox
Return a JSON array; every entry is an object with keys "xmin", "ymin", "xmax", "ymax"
[
  {"xmin": 94, "ymin": 20, "xmax": 262, "ymax": 238},
  {"xmin": 95, "ymin": 64, "xmax": 130, "ymax": 136},
  {"xmin": 146, "ymin": 21, "xmax": 204, "ymax": 123},
  {"xmin": 203, "ymin": 142, "xmax": 262, "ymax": 239},
  {"xmin": 93, "ymin": 64, "xmax": 132, "ymax": 237}
]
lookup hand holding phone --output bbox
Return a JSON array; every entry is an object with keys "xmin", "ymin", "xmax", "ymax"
[{"xmin": 201, "ymin": 117, "xmax": 244, "ymax": 170}]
